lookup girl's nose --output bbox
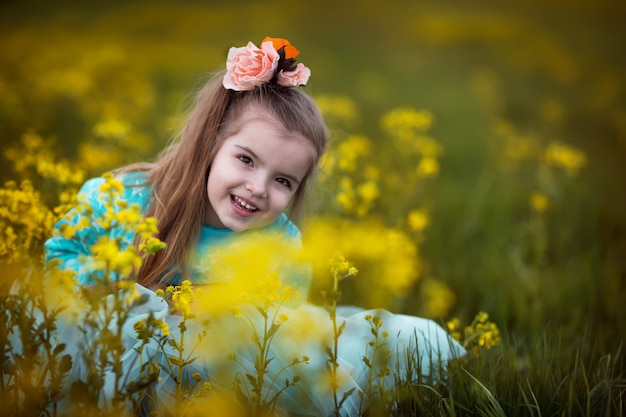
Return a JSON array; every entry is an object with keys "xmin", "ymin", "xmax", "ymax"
[{"xmin": 245, "ymin": 176, "xmax": 268, "ymax": 198}]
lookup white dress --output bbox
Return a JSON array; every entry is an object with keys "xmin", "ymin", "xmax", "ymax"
[{"xmin": 41, "ymin": 174, "xmax": 466, "ymax": 416}]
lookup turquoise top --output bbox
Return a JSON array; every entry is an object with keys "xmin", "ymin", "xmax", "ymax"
[{"xmin": 44, "ymin": 171, "xmax": 309, "ymax": 292}]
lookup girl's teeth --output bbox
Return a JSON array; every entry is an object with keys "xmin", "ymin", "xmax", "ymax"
[{"xmin": 235, "ymin": 196, "xmax": 257, "ymax": 210}]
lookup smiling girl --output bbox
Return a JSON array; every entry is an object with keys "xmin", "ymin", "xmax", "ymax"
[
  {"xmin": 44, "ymin": 37, "xmax": 464, "ymax": 416},
  {"xmin": 46, "ymin": 37, "xmax": 326, "ymax": 289}
]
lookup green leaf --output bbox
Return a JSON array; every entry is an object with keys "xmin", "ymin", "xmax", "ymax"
[
  {"xmin": 362, "ymin": 356, "xmax": 371, "ymax": 368},
  {"xmin": 168, "ymin": 356, "xmax": 182, "ymax": 367},
  {"xmin": 52, "ymin": 342, "xmax": 67, "ymax": 356},
  {"xmin": 58, "ymin": 353, "xmax": 73, "ymax": 374},
  {"xmin": 267, "ymin": 323, "xmax": 280, "ymax": 338},
  {"xmin": 339, "ymin": 387, "xmax": 356, "ymax": 407},
  {"xmin": 325, "ymin": 346, "xmax": 334, "ymax": 359},
  {"xmin": 245, "ymin": 373, "xmax": 256, "ymax": 386},
  {"xmin": 337, "ymin": 321, "xmax": 346, "ymax": 337}
]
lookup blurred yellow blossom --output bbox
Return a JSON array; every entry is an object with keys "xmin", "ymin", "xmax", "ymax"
[
  {"xmin": 0, "ymin": 180, "xmax": 57, "ymax": 263},
  {"xmin": 357, "ymin": 181, "xmax": 379, "ymax": 203},
  {"xmin": 94, "ymin": 118, "xmax": 130, "ymax": 139},
  {"xmin": 194, "ymin": 232, "xmax": 306, "ymax": 316},
  {"xmin": 336, "ymin": 176, "xmax": 356, "ymax": 213},
  {"xmin": 336, "ymin": 135, "xmax": 371, "ymax": 173},
  {"xmin": 543, "ymin": 142, "xmax": 587, "ymax": 176},
  {"xmin": 91, "ymin": 236, "xmax": 142, "ymax": 277},
  {"xmin": 315, "ymin": 94, "xmax": 360, "ymax": 128},
  {"xmin": 5, "ymin": 132, "xmax": 85, "ymax": 187},
  {"xmin": 381, "ymin": 108, "xmax": 434, "ymax": 141},
  {"xmin": 420, "ymin": 279, "xmax": 456, "ymax": 318},
  {"xmin": 530, "ymin": 192, "xmax": 550, "ymax": 213},
  {"xmin": 304, "ymin": 217, "xmax": 421, "ymax": 307},
  {"xmin": 446, "ymin": 318, "xmax": 462, "ymax": 343},
  {"xmin": 413, "ymin": 135, "xmax": 444, "ymax": 158},
  {"xmin": 493, "ymin": 120, "xmax": 541, "ymax": 171},
  {"xmin": 335, "ymin": 175, "xmax": 380, "ymax": 219},
  {"xmin": 355, "ymin": 181, "xmax": 380, "ymax": 217},
  {"xmin": 416, "ymin": 157, "xmax": 440, "ymax": 177},
  {"xmin": 407, "ymin": 209, "xmax": 430, "ymax": 232}
]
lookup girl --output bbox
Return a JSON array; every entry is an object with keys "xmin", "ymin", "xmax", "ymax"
[{"xmin": 44, "ymin": 37, "xmax": 465, "ymax": 416}]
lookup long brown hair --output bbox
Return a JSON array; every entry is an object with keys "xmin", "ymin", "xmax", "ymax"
[{"xmin": 118, "ymin": 70, "xmax": 328, "ymax": 287}]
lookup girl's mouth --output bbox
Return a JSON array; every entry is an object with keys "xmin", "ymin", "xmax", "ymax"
[{"xmin": 231, "ymin": 195, "xmax": 258, "ymax": 213}]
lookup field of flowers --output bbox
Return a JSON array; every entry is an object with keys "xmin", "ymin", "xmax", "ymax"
[{"xmin": 1, "ymin": 0, "xmax": 625, "ymax": 416}]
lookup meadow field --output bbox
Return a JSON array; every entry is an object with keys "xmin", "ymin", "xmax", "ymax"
[{"xmin": 1, "ymin": 0, "xmax": 625, "ymax": 415}]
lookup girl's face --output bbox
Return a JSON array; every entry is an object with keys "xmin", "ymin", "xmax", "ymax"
[{"xmin": 205, "ymin": 108, "xmax": 316, "ymax": 231}]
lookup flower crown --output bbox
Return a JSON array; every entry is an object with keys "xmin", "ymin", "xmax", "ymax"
[{"xmin": 223, "ymin": 37, "xmax": 311, "ymax": 91}]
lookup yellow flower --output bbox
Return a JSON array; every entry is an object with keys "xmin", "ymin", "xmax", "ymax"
[
  {"xmin": 165, "ymin": 279, "xmax": 197, "ymax": 318},
  {"xmin": 530, "ymin": 192, "xmax": 549, "ymax": 213},
  {"xmin": 476, "ymin": 311, "xmax": 489, "ymax": 323},
  {"xmin": 416, "ymin": 157, "xmax": 440, "ymax": 177},
  {"xmin": 328, "ymin": 253, "xmax": 358, "ymax": 280},
  {"xmin": 407, "ymin": 209, "xmax": 430, "ymax": 232},
  {"xmin": 336, "ymin": 135, "xmax": 371, "ymax": 173},
  {"xmin": 314, "ymin": 94, "xmax": 360, "ymax": 127},
  {"xmin": 0, "ymin": 179, "xmax": 58, "ymax": 262},
  {"xmin": 543, "ymin": 142, "xmax": 587, "ymax": 176},
  {"xmin": 336, "ymin": 177, "xmax": 356, "ymax": 212},
  {"xmin": 93, "ymin": 118, "xmax": 130, "ymax": 139},
  {"xmin": 421, "ymin": 279, "xmax": 456, "ymax": 318},
  {"xmin": 303, "ymin": 217, "xmax": 420, "ymax": 307},
  {"xmin": 91, "ymin": 236, "xmax": 142, "ymax": 277},
  {"xmin": 357, "ymin": 181, "xmax": 379, "ymax": 203},
  {"xmin": 381, "ymin": 107, "xmax": 434, "ymax": 140},
  {"xmin": 194, "ymin": 232, "xmax": 307, "ymax": 315}
]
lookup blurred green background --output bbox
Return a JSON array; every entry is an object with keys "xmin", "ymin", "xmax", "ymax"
[{"xmin": 1, "ymin": 0, "xmax": 625, "ymax": 353}]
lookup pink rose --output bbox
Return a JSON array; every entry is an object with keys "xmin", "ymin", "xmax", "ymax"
[
  {"xmin": 276, "ymin": 63, "xmax": 311, "ymax": 87},
  {"xmin": 223, "ymin": 41, "xmax": 279, "ymax": 91}
]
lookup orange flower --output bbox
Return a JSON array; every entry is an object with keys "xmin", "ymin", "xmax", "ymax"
[{"xmin": 262, "ymin": 36, "xmax": 299, "ymax": 59}]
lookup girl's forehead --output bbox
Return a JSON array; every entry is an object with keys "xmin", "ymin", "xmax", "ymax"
[
  {"xmin": 231, "ymin": 107, "xmax": 315, "ymax": 148},
  {"xmin": 235, "ymin": 117, "xmax": 316, "ymax": 157},
  {"xmin": 233, "ymin": 106, "xmax": 284, "ymax": 130}
]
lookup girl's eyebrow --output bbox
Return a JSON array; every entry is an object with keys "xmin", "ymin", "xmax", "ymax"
[
  {"xmin": 235, "ymin": 144, "xmax": 261, "ymax": 161},
  {"xmin": 234, "ymin": 144, "xmax": 302, "ymax": 185}
]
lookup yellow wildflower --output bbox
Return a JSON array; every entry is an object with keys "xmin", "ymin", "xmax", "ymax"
[
  {"xmin": 421, "ymin": 279, "xmax": 456, "ymax": 318},
  {"xmin": 336, "ymin": 135, "xmax": 371, "ymax": 172},
  {"xmin": 416, "ymin": 157, "xmax": 440, "ymax": 177},
  {"xmin": 315, "ymin": 94, "xmax": 360, "ymax": 127},
  {"xmin": 407, "ymin": 209, "xmax": 430, "ymax": 232},
  {"xmin": 530, "ymin": 192, "xmax": 550, "ymax": 213},
  {"xmin": 195, "ymin": 232, "xmax": 307, "ymax": 315},
  {"xmin": 303, "ymin": 217, "xmax": 420, "ymax": 307},
  {"xmin": 357, "ymin": 181, "xmax": 379, "ymax": 203},
  {"xmin": 543, "ymin": 142, "xmax": 587, "ymax": 176},
  {"xmin": 381, "ymin": 107, "xmax": 434, "ymax": 142},
  {"xmin": 93, "ymin": 118, "xmax": 130, "ymax": 139},
  {"xmin": 328, "ymin": 253, "xmax": 359, "ymax": 280}
]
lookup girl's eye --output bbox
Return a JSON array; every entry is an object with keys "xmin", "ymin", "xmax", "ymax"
[
  {"xmin": 238, "ymin": 155, "xmax": 253, "ymax": 166},
  {"xmin": 276, "ymin": 178, "xmax": 291, "ymax": 188}
]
